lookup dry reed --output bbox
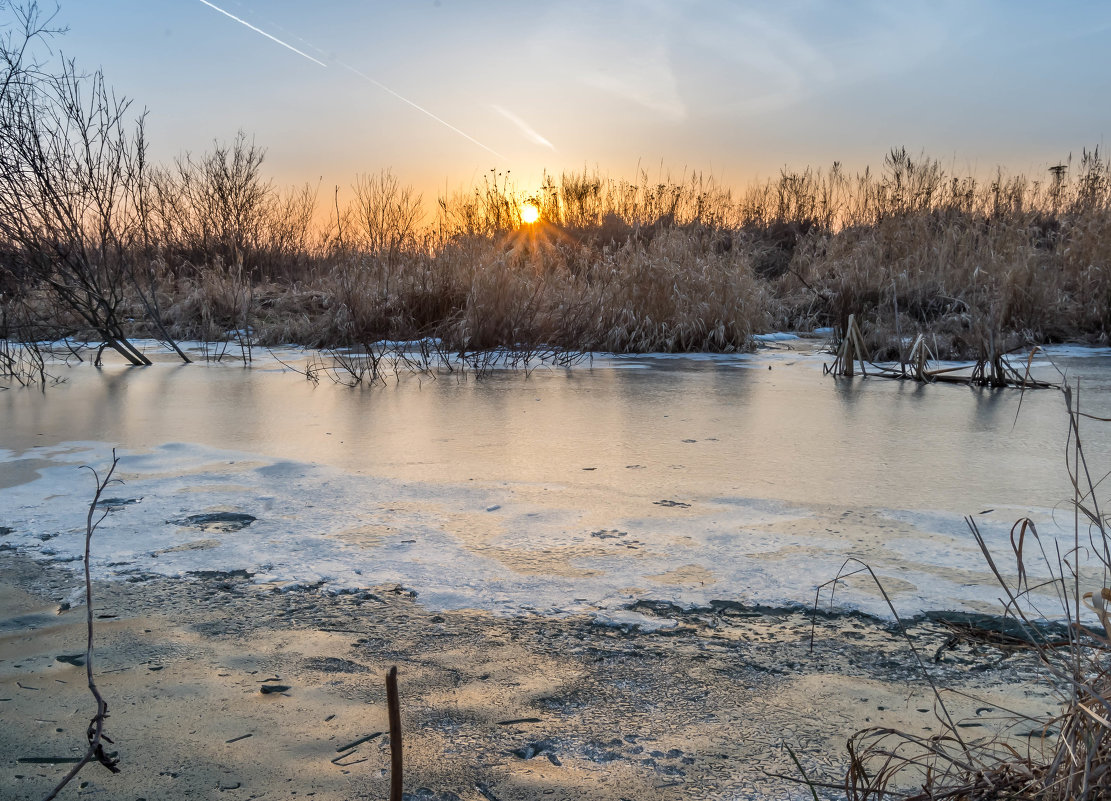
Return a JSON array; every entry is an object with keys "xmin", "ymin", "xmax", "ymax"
[
  {"xmin": 5, "ymin": 134, "xmax": 1111, "ymax": 378},
  {"xmin": 111, "ymin": 147, "xmax": 1111, "ymax": 359}
]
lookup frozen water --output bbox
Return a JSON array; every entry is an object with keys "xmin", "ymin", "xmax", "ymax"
[{"xmin": 2, "ymin": 341, "xmax": 1109, "ymax": 618}]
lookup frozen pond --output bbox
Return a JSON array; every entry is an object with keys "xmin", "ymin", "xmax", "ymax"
[{"xmin": 2, "ymin": 340, "xmax": 1110, "ymax": 619}]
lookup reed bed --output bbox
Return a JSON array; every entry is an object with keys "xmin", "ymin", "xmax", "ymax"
[{"xmin": 4, "ymin": 137, "xmax": 1111, "ymax": 382}]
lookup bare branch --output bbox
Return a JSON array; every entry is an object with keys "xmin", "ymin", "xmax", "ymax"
[{"xmin": 41, "ymin": 449, "xmax": 122, "ymax": 801}]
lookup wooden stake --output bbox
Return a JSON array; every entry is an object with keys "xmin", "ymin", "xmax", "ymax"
[{"xmin": 386, "ymin": 666, "xmax": 402, "ymax": 801}]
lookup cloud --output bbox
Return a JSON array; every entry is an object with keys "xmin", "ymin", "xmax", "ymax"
[
  {"xmin": 681, "ymin": 5, "xmax": 835, "ymax": 114},
  {"xmin": 660, "ymin": 0, "xmax": 976, "ymax": 117},
  {"xmin": 580, "ymin": 50, "xmax": 686, "ymax": 121},
  {"xmin": 534, "ymin": 0, "xmax": 687, "ymax": 121}
]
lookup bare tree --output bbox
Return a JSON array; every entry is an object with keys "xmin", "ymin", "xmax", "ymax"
[
  {"xmin": 350, "ymin": 169, "xmax": 423, "ymax": 260},
  {"xmin": 0, "ymin": 2, "xmax": 170, "ymax": 365},
  {"xmin": 146, "ymin": 132, "xmax": 273, "ymax": 271}
]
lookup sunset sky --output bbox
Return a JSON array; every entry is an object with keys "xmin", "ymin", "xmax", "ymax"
[{"xmin": 48, "ymin": 1, "xmax": 1111, "ymax": 203}]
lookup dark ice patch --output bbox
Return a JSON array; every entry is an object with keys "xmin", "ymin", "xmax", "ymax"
[
  {"xmin": 921, "ymin": 609, "xmax": 1081, "ymax": 645},
  {"xmin": 255, "ymin": 461, "xmax": 307, "ymax": 478},
  {"xmin": 510, "ymin": 739, "xmax": 557, "ymax": 759},
  {"xmin": 169, "ymin": 512, "xmax": 256, "ymax": 532},
  {"xmin": 581, "ymin": 740, "xmax": 622, "ymax": 763},
  {"xmin": 187, "ymin": 569, "xmax": 253, "ymax": 581},
  {"xmin": 96, "ymin": 497, "xmax": 142, "ymax": 510}
]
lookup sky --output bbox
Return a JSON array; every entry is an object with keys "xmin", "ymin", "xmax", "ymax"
[{"xmin": 29, "ymin": 1, "xmax": 1111, "ymax": 204}]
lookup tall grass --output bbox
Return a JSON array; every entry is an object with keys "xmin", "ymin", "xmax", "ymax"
[{"xmin": 6, "ymin": 139, "xmax": 1111, "ymax": 369}]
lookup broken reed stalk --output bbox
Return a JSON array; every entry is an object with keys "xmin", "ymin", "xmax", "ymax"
[
  {"xmin": 386, "ymin": 665, "xmax": 402, "ymax": 801},
  {"xmin": 41, "ymin": 451, "xmax": 123, "ymax": 801},
  {"xmin": 827, "ymin": 314, "xmax": 1058, "ymax": 389},
  {"xmin": 908, "ymin": 333, "xmax": 929, "ymax": 381},
  {"xmin": 825, "ymin": 314, "xmax": 870, "ymax": 378}
]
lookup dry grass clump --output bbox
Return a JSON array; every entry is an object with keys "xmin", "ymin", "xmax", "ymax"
[
  {"xmin": 782, "ymin": 149, "xmax": 1111, "ymax": 358},
  {"xmin": 584, "ymin": 229, "xmax": 768, "ymax": 352},
  {"xmin": 836, "ymin": 384, "xmax": 1111, "ymax": 800}
]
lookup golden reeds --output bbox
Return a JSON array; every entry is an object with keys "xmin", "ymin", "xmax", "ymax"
[
  {"xmin": 5, "ymin": 141, "xmax": 1111, "ymax": 372},
  {"xmin": 152, "ymin": 146, "xmax": 1111, "ymax": 359}
]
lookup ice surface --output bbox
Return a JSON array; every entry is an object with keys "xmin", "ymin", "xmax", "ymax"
[{"xmin": 2, "ymin": 343, "xmax": 1110, "ymax": 619}]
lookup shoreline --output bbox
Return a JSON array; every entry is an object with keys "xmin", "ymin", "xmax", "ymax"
[{"xmin": 2, "ymin": 551, "xmax": 1059, "ymax": 801}]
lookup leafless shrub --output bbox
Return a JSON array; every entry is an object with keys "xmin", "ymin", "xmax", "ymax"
[{"xmin": 0, "ymin": 14, "xmax": 148, "ymax": 363}]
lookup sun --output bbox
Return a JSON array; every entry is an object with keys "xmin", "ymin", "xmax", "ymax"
[{"xmin": 520, "ymin": 202, "xmax": 540, "ymax": 224}]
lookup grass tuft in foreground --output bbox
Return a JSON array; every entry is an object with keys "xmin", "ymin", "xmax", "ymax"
[{"xmin": 828, "ymin": 382, "xmax": 1111, "ymax": 800}]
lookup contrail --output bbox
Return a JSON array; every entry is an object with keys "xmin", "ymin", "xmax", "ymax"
[
  {"xmin": 342, "ymin": 63, "xmax": 503, "ymax": 159},
  {"xmin": 491, "ymin": 105, "xmax": 555, "ymax": 150},
  {"xmin": 196, "ymin": 1, "xmax": 502, "ymax": 158},
  {"xmin": 197, "ymin": 0, "xmax": 328, "ymax": 67}
]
